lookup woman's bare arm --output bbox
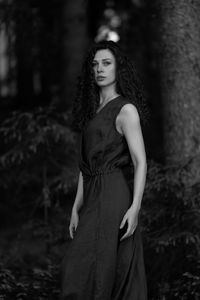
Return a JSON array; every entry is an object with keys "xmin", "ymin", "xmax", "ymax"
[
  {"xmin": 69, "ymin": 171, "xmax": 84, "ymax": 238},
  {"xmin": 118, "ymin": 103, "xmax": 147, "ymax": 213},
  {"xmin": 72, "ymin": 171, "xmax": 84, "ymax": 213},
  {"xmin": 117, "ymin": 103, "xmax": 147, "ymax": 241}
]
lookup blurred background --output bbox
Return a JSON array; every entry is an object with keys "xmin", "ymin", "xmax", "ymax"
[{"xmin": 0, "ymin": 0, "xmax": 200, "ymax": 299}]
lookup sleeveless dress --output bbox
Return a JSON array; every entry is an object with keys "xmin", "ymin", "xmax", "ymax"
[{"xmin": 60, "ymin": 95, "xmax": 147, "ymax": 300}]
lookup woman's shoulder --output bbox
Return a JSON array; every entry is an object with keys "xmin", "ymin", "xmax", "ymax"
[
  {"xmin": 117, "ymin": 96, "xmax": 140, "ymax": 122},
  {"xmin": 118, "ymin": 96, "xmax": 139, "ymax": 113},
  {"xmin": 118, "ymin": 95, "xmax": 151, "ymax": 128}
]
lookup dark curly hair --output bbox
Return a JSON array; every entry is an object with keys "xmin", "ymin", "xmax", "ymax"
[{"xmin": 72, "ymin": 40, "xmax": 151, "ymax": 132}]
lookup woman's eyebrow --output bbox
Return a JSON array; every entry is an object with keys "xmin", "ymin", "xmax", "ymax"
[{"xmin": 93, "ymin": 58, "xmax": 112, "ymax": 62}]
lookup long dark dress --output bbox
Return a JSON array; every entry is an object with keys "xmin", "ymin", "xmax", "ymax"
[{"xmin": 61, "ymin": 95, "xmax": 147, "ymax": 300}]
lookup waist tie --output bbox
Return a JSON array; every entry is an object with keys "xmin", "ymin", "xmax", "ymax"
[
  {"xmin": 81, "ymin": 165, "xmax": 132, "ymax": 182},
  {"xmin": 81, "ymin": 167, "xmax": 122, "ymax": 181}
]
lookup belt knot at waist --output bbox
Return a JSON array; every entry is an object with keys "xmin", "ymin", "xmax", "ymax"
[{"xmin": 81, "ymin": 167, "xmax": 122, "ymax": 179}]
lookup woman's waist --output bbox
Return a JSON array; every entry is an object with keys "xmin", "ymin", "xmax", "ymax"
[{"xmin": 80, "ymin": 163, "xmax": 133, "ymax": 179}]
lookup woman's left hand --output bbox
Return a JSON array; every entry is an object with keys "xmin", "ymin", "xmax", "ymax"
[{"xmin": 119, "ymin": 206, "xmax": 139, "ymax": 242}]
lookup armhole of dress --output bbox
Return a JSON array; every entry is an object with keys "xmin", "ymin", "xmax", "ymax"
[{"xmin": 113, "ymin": 101, "xmax": 131, "ymax": 137}]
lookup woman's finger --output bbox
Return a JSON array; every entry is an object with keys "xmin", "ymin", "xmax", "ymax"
[
  {"xmin": 119, "ymin": 216, "xmax": 127, "ymax": 229},
  {"xmin": 131, "ymin": 225, "xmax": 137, "ymax": 235},
  {"xmin": 69, "ymin": 225, "xmax": 72, "ymax": 239},
  {"xmin": 120, "ymin": 223, "xmax": 132, "ymax": 241},
  {"xmin": 75, "ymin": 219, "xmax": 79, "ymax": 230},
  {"xmin": 120, "ymin": 227, "xmax": 129, "ymax": 241},
  {"xmin": 69, "ymin": 224, "xmax": 74, "ymax": 239},
  {"xmin": 120, "ymin": 230, "xmax": 130, "ymax": 241}
]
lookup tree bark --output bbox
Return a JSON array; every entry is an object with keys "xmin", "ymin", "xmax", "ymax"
[
  {"xmin": 158, "ymin": 1, "xmax": 200, "ymax": 167},
  {"xmin": 61, "ymin": 0, "xmax": 88, "ymax": 108},
  {"xmin": 15, "ymin": 0, "xmax": 34, "ymax": 107}
]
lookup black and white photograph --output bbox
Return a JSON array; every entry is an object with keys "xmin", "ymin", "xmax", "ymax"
[{"xmin": 0, "ymin": 1, "xmax": 200, "ymax": 299}]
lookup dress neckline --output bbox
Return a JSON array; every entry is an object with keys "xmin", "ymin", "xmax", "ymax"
[{"xmin": 95, "ymin": 95, "xmax": 121, "ymax": 116}]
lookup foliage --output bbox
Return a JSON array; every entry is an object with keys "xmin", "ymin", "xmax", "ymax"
[
  {"xmin": 142, "ymin": 157, "xmax": 200, "ymax": 299},
  {"xmin": 0, "ymin": 106, "xmax": 77, "ymax": 298},
  {"xmin": 0, "ymin": 207, "xmax": 70, "ymax": 300},
  {"xmin": 0, "ymin": 106, "xmax": 79, "ymax": 223},
  {"xmin": 0, "ymin": 263, "xmax": 60, "ymax": 300}
]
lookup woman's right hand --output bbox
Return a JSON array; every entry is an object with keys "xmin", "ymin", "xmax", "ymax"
[{"xmin": 69, "ymin": 207, "xmax": 79, "ymax": 239}]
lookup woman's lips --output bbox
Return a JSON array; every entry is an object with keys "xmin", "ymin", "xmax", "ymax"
[{"xmin": 97, "ymin": 76, "xmax": 106, "ymax": 81}]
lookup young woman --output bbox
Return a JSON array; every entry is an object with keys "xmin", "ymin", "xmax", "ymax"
[{"xmin": 61, "ymin": 40, "xmax": 149, "ymax": 300}]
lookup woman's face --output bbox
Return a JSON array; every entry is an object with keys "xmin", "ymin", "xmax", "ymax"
[{"xmin": 92, "ymin": 49, "xmax": 117, "ymax": 88}]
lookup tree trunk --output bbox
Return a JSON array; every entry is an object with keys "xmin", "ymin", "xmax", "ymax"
[
  {"xmin": 61, "ymin": 0, "xmax": 88, "ymax": 109},
  {"xmin": 15, "ymin": 1, "xmax": 34, "ymax": 107},
  {"xmin": 159, "ymin": 1, "xmax": 200, "ymax": 169}
]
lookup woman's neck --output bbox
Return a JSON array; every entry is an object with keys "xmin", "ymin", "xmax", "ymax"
[{"xmin": 99, "ymin": 86, "xmax": 119, "ymax": 105}]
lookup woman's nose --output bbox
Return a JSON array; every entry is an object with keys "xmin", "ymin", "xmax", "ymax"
[{"xmin": 97, "ymin": 64, "xmax": 103, "ymax": 73}]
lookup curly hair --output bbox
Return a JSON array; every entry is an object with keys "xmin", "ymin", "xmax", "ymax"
[{"xmin": 72, "ymin": 40, "xmax": 151, "ymax": 132}]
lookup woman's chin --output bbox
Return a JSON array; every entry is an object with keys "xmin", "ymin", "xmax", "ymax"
[{"xmin": 96, "ymin": 81, "xmax": 114, "ymax": 88}]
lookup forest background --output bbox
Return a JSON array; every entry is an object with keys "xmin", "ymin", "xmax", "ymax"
[{"xmin": 0, "ymin": 0, "xmax": 200, "ymax": 299}]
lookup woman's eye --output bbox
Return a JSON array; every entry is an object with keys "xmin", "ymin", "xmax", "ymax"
[{"xmin": 103, "ymin": 61, "xmax": 111, "ymax": 66}]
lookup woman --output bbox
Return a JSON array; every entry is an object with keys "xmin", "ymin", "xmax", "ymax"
[{"xmin": 61, "ymin": 40, "xmax": 149, "ymax": 300}]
